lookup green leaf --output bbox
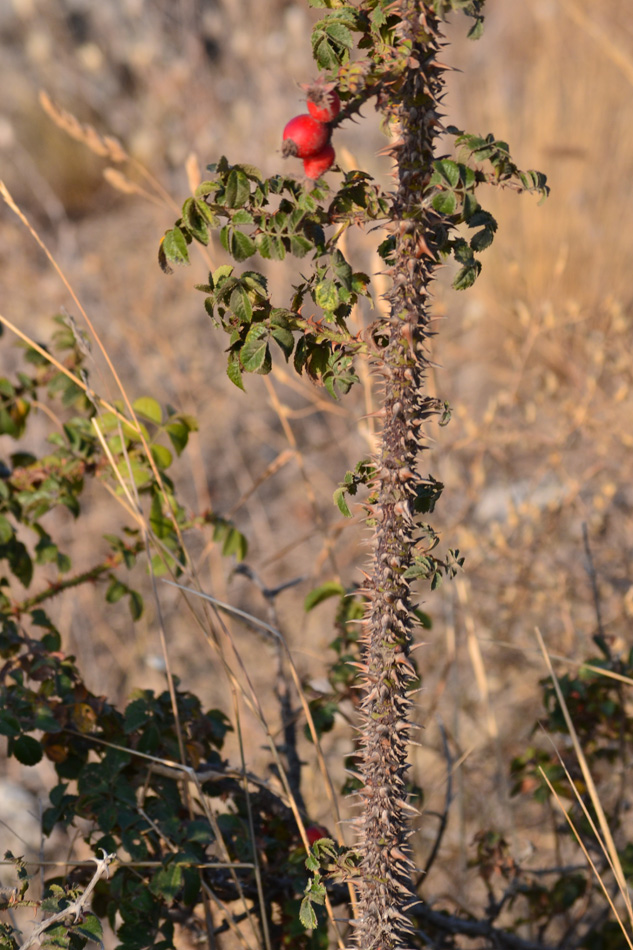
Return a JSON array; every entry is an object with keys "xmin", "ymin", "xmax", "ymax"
[
  {"xmin": 212, "ymin": 264, "xmax": 234, "ymax": 285},
  {"xmin": 225, "ymin": 169, "xmax": 251, "ymax": 208},
  {"xmin": 74, "ymin": 913, "xmax": 103, "ymax": 943},
  {"xmin": 315, "ymin": 279, "xmax": 339, "ymax": 311},
  {"xmin": 271, "ymin": 326, "xmax": 294, "ymax": 359},
  {"xmin": 129, "ymin": 589, "xmax": 143, "ymax": 621},
  {"xmin": 227, "ymin": 353, "xmax": 246, "ymax": 391},
  {"xmin": 467, "ymin": 16, "xmax": 485, "ymax": 40},
  {"xmin": 0, "ymin": 515, "xmax": 13, "ymax": 544},
  {"xmin": 222, "ymin": 526, "xmax": 247, "ymax": 561},
  {"xmin": 133, "ymin": 397, "xmax": 163, "ymax": 425},
  {"xmin": 12, "ymin": 735, "xmax": 43, "ymax": 766},
  {"xmin": 230, "ymin": 288, "xmax": 253, "ymax": 323},
  {"xmin": 150, "ymin": 863, "xmax": 184, "ymax": 902},
  {"xmin": 300, "ymin": 895, "xmax": 318, "ymax": 930},
  {"xmin": 230, "ymin": 230, "xmax": 257, "ymax": 262},
  {"xmin": 290, "ymin": 235, "xmax": 313, "ymax": 258},
  {"xmin": 106, "ymin": 578, "xmax": 127, "ymax": 604},
  {"xmin": 432, "ymin": 191, "xmax": 457, "ymax": 215},
  {"xmin": 241, "ymin": 327, "xmax": 270, "ymax": 374},
  {"xmin": 432, "ymin": 159, "xmax": 460, "ymax": 188},
  {"xmin": 312, "ymin": 20, "xmax": 353, "ymax": 68},
  {"xmin": 150, "ymin": 443, "xmax": 173, "ymax": 470},
  {"xmin": 165, "ymin": 421, "xmax": 190, "ymax": 456},
  {"xmin": 305, "ymin": 581, "xmax": 345, "ymax": 612},
  {"xmin": 453, "ymin": 260, "xmax": 482, "ymax": 291},
  {"xmin": 162, "ymin": 227, "xmax": 190, "ymax": 266},
  {"xmin": 257, "ymin": 233, "xmax": 286, "ymax": 261},
  {"xmin": 333, "ymin": 486, "xmax": 352, "ymax": 518},
  {"xmin": 182, "ymin": 197, "xmax": 209, "ymax": 244},
  {"xmin": 470, "ymin": 228, "xmax": 494, "ymax": 252}
]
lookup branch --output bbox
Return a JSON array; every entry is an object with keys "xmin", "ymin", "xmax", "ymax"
[{"xmin": 18, "ymin": 851, "xmax": 115, "ymax": 950}]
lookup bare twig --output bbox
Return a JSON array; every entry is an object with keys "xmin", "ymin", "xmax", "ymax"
[{"xmin": 18, "ymin": 851, "xmax": 115, "ymax": 950}]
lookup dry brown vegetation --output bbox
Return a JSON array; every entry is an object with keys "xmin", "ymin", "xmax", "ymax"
[{"xmin": 1, "ymin": 0, "xmax": 633, "ymax": 939}]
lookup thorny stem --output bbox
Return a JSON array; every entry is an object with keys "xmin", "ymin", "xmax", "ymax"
[{"xmin": 353, "ymin": 4, "xmax": 449, "ymax": 948}]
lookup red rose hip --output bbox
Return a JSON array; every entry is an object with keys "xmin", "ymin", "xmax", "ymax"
[
  {"xmin": 307, "ymin": 88, "xmax": 341, "ymax": 123},
  {"xmin": 282, "ymin": 114, "xmax": 330, "ymax": 159},
  {"xmin": 303, "ymin": 144, "xmax": 335, "ymax": 179}
]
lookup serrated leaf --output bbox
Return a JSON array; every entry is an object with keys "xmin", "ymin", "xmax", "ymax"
[
  {"xmin": 315, "ymin": 279, "xmax": 339, "ymax": 311},
  {"xmin": 213, "ymin": 264, "xmax": 234, "ymax": 284},
  {"xmin": 162, "ymin": 227, "xmax": 190, "ymax": 266},
  {"xmin": 230, "ymin": 230, "xmax": 257, "ymax": 261},
  {"xmin": 290, "ymin": 235, "xmax": 313, "ymax": 258},
  {"xmin": 231, "ymin": 209, "xmax": 254, "ymax": 225},
  {"xmin": 432, "ymin": 159, "xmax": 460, "ymax": 188},
  {"xmin": 257, "ymin": 233, "xmax": 286, "ymax": 260},
  {"xmin": 227, "ymin": 353, "xmax": 246, "ymax": 391},
  {"xmin": 305, "ymin": 581, "xmax": 345, "ymax": 611},
  {"xmin": 241, "ymin": 327, "xmax": 270, "ymax": 373},
  {"xmin": 452, "ymin": 260, "xmax": 482, "ymax": 291},
  {"xmin": 300, "ymin": 896, "xmax": 318, "ymax": 930},
  {"xmin": 182, "ymin": 197, "xmax": 209, "ymax": 244},
  {"xmin": 432, "ymin": 190, "xmax": 457, "ymax": 215},
  {"xmin": 225, "ymin": 169, "xmax": 250, "ymax": 208},
  {"xmin": 133, "ymin": 396, "xmax": 162, "ymax": 425},
  {"xmin": 470, "ymin": 228, "xmax": 494, "ymax": 252},
  {"xmin": 230, "ymin": 288, "xmax": 253, "ymax": 323}
]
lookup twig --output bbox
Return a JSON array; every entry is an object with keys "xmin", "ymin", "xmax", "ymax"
[{"xmin": 18, "ymin": 851, "xmax": 115, "ymax": 950}]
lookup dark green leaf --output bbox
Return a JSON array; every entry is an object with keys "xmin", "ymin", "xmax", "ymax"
[
  {"xmin": 453, "ymin": 260, "xmax": 482, "ymax": 291},
  {"xmin": 12, "ymin": 735, "xmax": 43, "ymax": 766},
  {"xmin": 470, "ymin": 228, "xmax": 494, "ymax": 252},
  {"xmin": 241, "ymin": 327, "xmax": 270, "ymax": 373},
  {"xmin": 305, "ymin": 581, "xmax": 345, "ymax": 612},
  {"xmin": 225, "ymin": 169, "xmax": 250, "ymax": 209},
  {"xmin": 230, "ymin": 230, "xmax": 257, "ymax": 261},
  {"xmin": 229, "ymin": 288, "xmax": 252, "ymax": 324},
  {"xmin": 182, "ymin": 197, "xmax": 209, "ymax": 245}
]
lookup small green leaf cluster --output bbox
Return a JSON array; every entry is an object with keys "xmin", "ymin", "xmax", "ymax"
[
  {"xmin": 428, "ymin": 137, "xmax": 549, "ymax": 290},
  {"xmin": 333, "ymin": 458, "xmax": 376, "ymax": 518},
  {"xmin": 162, "ymin": 159, "xmax": 381, "ymax": 396},
  {"xmin": 300, "ymin": 837, "xmax": 357, "ymax": 933}
]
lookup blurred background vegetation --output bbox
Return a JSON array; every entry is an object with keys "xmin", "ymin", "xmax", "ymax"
[{"xmin": 1, "ymin": 0, "xmax": 633, "ymax": 928}]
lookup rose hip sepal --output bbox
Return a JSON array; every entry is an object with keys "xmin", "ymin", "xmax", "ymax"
[
  {"xmin": 303, "ymin": 144, "xmax": 335, "ymax": 180},
  {"xmin": 282, "ymin": 114, "xmax": 330, "ymax": 159}
]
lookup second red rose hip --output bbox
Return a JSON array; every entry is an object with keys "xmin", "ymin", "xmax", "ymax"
[{"xmin": 282, "ymin": 114, "xmax": 330, "ymax": 159}]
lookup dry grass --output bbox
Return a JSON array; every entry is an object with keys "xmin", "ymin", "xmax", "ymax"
[{"xmin": 1, "ymin": 0, "xmax": 633, "ymax": 942}]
